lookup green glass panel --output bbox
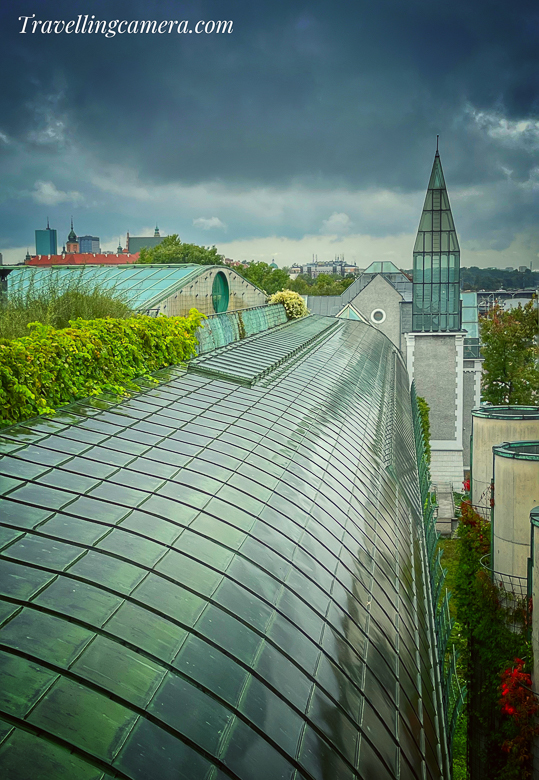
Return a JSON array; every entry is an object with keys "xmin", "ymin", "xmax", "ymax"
[
  {"xmin": 33, "ymin": 577, "xmax": 123, "ymax": 627},
  {"xmin": 119, "ymin": 511, "xmax": 182, "ymax": 545},
  {"xmin": 115, "ymin": 717, "xmax": 213, "ymax": 780},
  {"xmin": 0, "ymin": 729, "xmax": 104, "ymax": 780},
  {"xmin": 223, "ymin": 719, "xmax": 296, "ymax": 780},
  {"xmin": 0, "ymin": 475, "xmax": 24, "ymax": 495},
  {"xmin": 97, "ymin": 529, "xmax": 166, "ymax": 568},
  {"xmin": 0, "ymin": 559, "xmax": 56, "ymax": 599},
  {"xmin": 299, "ymin": 725, "xmax": 354, "ymax": 780},
  {"xmin": 38, "ymin": 514, "xmax": 108, "ymax": 546},
  {"xmin": 307, "ymin": 686, "xmax": 357, "ymax": 764},
  {"xmin": 174, "ymin": 634, "xmax": 248, "ymax": 706},
  {"xmin": 72, "ymin": 635, "xmax": 166, "ymax": 707},
  {"xmin": 3, "ymin": 535, "xmax": 84, "ymax": 570},
  {"xmin": 0, "ymin": 608, "xmax": 94, "ymax": 667},
  {"xmin": 0, "ymin": 600, "xmax": 19, "ymax": 626},
  {"xmin": 0, "ymin": 458, "xmax": 49, "ymax": 480},
  {"xmin": 65, "ymin": 496, "xmax": 130, "ymax": 524},
  {"xmin": 196, "ymin": 604, "xmax": 263, "ymax": 665},
  {"xmin": 132, "ymin": 573, "xmax": 207, "ymax": 626},
  {"xmin": 28, "ymin": 677, "xmax": 139, "ymax": 762},
  {"xmin": 173, "ymin": 531, "xmax": 234, "ymax": 570},
  {"xmin": 139, "ymin": 495, "xmax": 198, "ymax": 526},
  {"xmin": 38, "ymin": 470, "xmax": 100, "ymax": 494},
  {"xmin": 149, "ymin": 672, "xmax": 234, "ymax": 754},
  {"xmin": 104, "ymin": 601, "xmax": 187, "ymax": 662},
  {"xmin": 255, "ymin": 641, "xmax": 312, "ymax": 711},
  {"xmin": 155, "ymin": 550, "xmax": 223, "ymax": 597},
  {"xmin": 69, "ymin": 551, "xmax": 147, "ymax": 594},
  {"xmin": 214, "ymin": 579, "xmax": 273, "ymax": 633},
  {"xmin": 239, "ymin": 675, "xmax": 304, "ymax": 757},
  {"xmin": 190, "ymin": 514, "xmax": 247, "ymax": 550},
  {"xmin": 6, "ymin": 483, "xmax": 76, "ymax": 511},
  {"xmin": 0, "ymin": 650, "xmax": 58, "ymax": 717},
  {"xmin": 0, "ymin": 526, "xmax": 24, "ymax": 549},
  {"xmin": 0, "ymin": 500, "xmax": 52, "ymax": 529}
]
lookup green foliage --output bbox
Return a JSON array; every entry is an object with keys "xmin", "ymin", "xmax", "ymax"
[
  {"xmin": 0, "ymin": 268, "xmax": 133, "ymax": 340},
  {"xmin": 289, "ymin": 273, "xmax": 357, "ymax": 296},
  {"xmin": 480, "ymin": 300, "xmax": 539, "ymax": 404},
  {"xmin": 138, "ymin": 234, "xmax": 225, "ymax": 266},
  {"xmin": 236, "ymin": 262, "xmax": 291, "ymax": 295},
  {"xmin": 454, "ymin": 502, "xmax": 531, "ymax": 777},
  {"xmin": 268, "ymin": 289, "xmax": 309, "ymax": 319},
  {"xmin": 416, "ymin": 395, "xmax": 431, "ymax": 464},
  {"xmin": 0, "ymin": 311, "xmax": 204, "ymax": 426}
]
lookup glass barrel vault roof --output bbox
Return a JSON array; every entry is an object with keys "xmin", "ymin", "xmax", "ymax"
[
  {"xmin": 0, "ymin": 317, "xmax": 448, "ymax": 780},
  {"xmin": 5, "ymin": 264, "xmax": 206, "ymax": 311}
]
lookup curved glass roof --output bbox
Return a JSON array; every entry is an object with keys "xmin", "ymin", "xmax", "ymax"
[
  {"xmin": 0, "ymin": 317, "xmax": 448, "ymax": 779},
  {"xmin": 4, "ymin": 264, "xmax": 207, "ymax": 311}
]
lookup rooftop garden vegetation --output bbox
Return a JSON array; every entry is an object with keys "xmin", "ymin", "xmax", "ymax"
[
  {"xmin": 0, "ymin": 268, "xmax": 133, "ymax": 340},
  {"xmin": 0, "ymin": 311, "xmax": 204, "ymax": 426}
]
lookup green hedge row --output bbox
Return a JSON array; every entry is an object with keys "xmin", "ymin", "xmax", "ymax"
[{"xmin": 0, "ymin": 311, "xmax": 204, "ymax": 426}]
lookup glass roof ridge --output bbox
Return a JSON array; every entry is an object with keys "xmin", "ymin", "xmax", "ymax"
[{"xmin": 189, "ymin": 316, "xmax": 342, "ymax": 387}]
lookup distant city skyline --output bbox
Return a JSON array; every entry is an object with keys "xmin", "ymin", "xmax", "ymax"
[{"xmin": 1, "ymin": 1, "xmax": 538, "ymax": 269}]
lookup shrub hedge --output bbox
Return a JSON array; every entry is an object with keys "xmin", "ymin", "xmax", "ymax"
[{"xmin": 0, "ymin": 311, "xmax": 204, "ymax": 426}]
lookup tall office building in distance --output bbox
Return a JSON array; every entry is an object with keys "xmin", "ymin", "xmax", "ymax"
[
  {"xmin": 78, "ymin": 235, "xmax": 100, "ymax": 253},
  {"xmin": 35, "ymin": 219, "xmax": 58, "ymax": 255}
]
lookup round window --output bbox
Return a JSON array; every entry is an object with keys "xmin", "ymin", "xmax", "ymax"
[
  {"xmin": 211, "ymin": 271, "xmax": 230, "ymax": 313},
  {"xmin": 371, "ymin": 309, "xmax": 386, "ymax": 324}
]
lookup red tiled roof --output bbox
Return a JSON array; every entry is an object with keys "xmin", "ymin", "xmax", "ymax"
[{"xmin": 26, "ymin": 253, "xmax": 140, "ymax": 266}]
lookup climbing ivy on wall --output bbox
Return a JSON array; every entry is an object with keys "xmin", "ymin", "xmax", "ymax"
[
  {"xmin": 416, "ymin": 395, "xmax": 431, "ymax": 464},
  {"xmin": 0, "ymin": 311, "xmax": 204, "ymax": 426}
]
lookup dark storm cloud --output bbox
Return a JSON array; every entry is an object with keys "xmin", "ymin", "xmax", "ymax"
[{"xmin": 1, "ymin": 0, "xmax": 538, "ymax": 191}]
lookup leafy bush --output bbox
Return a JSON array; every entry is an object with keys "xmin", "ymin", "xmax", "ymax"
[
  {"xmin": 0, "ymin": 311, "xmax": 204, "ymax": 426},
  {"xmin": 268, "ymin": 289, "xmax": 308, "ymax": 319},
  {"xmin": 0, "ymin": 267, "xmax": 133, "ymax": 340}
]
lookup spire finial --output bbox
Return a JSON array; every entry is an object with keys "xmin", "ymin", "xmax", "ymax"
[
  {"xmin": 436, "ymin": 135, "xmax": 439, "ymax": 153},
  {"xmin": 71, "ymin": 216, "xmax": 73, "ymax": 230},
  {"xmin": 47, "ymin": 216, "xmax": 50, "ymax": 229}
]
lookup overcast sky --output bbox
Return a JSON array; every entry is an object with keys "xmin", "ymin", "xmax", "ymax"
[{"xmin": 1, "ymin": 0, "xmax": 538, "ymax": 268}]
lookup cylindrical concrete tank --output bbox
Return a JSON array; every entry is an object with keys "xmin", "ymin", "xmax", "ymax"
[
  {"xmin": 471, "ymin": 406, "xmax": 539, "ymax": 517},
  {"xmin": 530, "ymin": 507, "xmax": 539, "ymax": 696},
  {"xmin": 492, "ymin": 441, "xmax": 539, "ymax": 582}
]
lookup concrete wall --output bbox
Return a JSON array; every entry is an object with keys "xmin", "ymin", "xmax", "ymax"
[
  {"xmin": 412, "ymin": 335, "xmax": 457, "ymax": 441},
  {"xmin": 350, "ymin": 274, "xmax": 403, "ymax": 351},
  {"xmin": 532, "ymin": 514, "xmax": 539, "ymax": 707},
  {"xmin": 462, "ymin": 368, "xmax": 478, "ymax": 470},
  {"xmin": 492, "ymin": 454, "xmax": 539, "ymax": 580},
  {"xmin": 157, "ymin": 267, "xmax": 266, "ymax": 317},
  {"xmin": 471, "ymin": 414, "xmax": 539, "ymax": 518}
]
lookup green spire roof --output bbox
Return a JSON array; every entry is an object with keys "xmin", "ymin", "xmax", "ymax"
[
  {"xmin": 412, "ymin": 147, "xmax": 462, "ymax": 332},
  {"xmin": 428, "ymin": 152, "xmax": 446, "ymax": 189}
]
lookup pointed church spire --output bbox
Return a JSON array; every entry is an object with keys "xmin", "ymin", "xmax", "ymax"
[{"xmin": 412, "ymin": 146, "xmax": 461, "ymax": 332}]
